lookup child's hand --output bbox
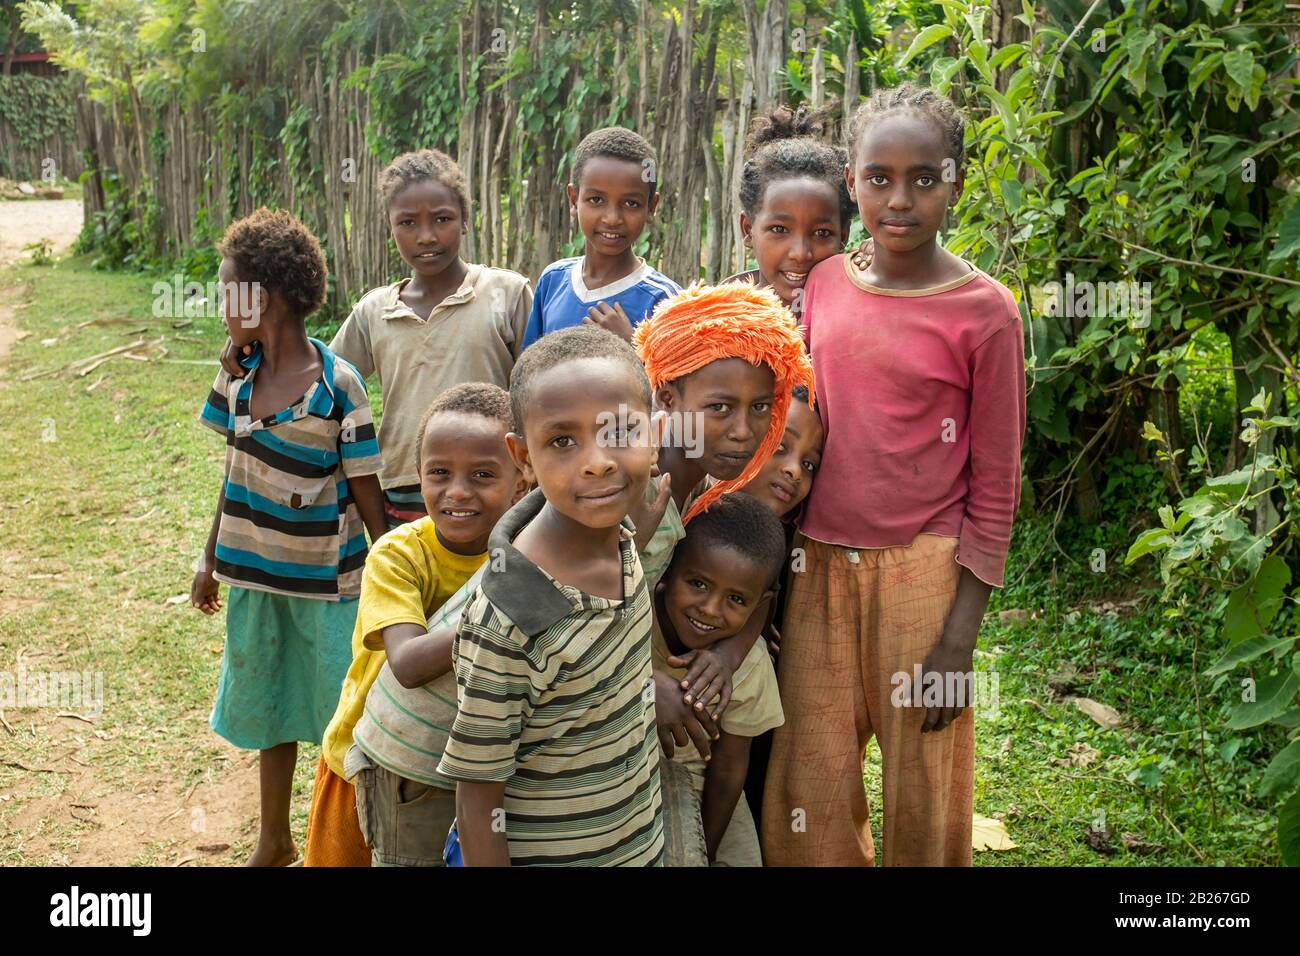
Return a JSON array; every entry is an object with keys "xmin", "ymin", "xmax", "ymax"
[
  {"xmin": 653, "ymin": 669, "xmax": 719, "ymax": 761},
  {"xmin": 629, "ymin": 468, "xmax": 671, "ymax": 552},
  {"xmin": 915, "ymin": 639, "xmax": 975, "ymax": 734},
  {"xmin": 191, "ymin": 567, "xmax": 221, "ymax": 615},
  {"xmin": 219, "ymin": 336, "xmax": 255, "ymax": 378},
  {"xmin": 764, "ymin": 621, "xmax": 781, "ymax": 657},
  {"xmin": 849, "ymin": 236, "xmax": 874, "ymax": 272},
  {"xmin": 582, "ymin": 301, "xmax": 635, "ymax": 342},
  {"xmin": 667, "ymin": 647, "xmax": 736, "ymax": 721}
]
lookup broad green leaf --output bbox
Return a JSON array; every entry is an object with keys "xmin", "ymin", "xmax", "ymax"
[
  {"xmin": 1280, "ymin": 791, "xmax": 1300, "ymax": 866},
  {"xmin": 1207, "ymin": 634, "xmax": 1295, "ymax": 676},
  {"xmin": 1227, "ymin": 667, "xmax": 1300, "ymax": 729},
  {"xmin": 1261, "ymin": 740, "xmax": 1300, "ymax": 797},
  {"xmin": 1271, "ymin": 202, "xmax": 1300, "ymax": 261},
  {"xmin": 899, "ymin": 24, "xmax": 952, "ymax": 67},
  {"xmin": 1001, "ymin": 178, "xmax": 1023, "ymax": 213},
  {"xmin": 1223, "ymin": 49, "xmax": 1255, "ymax": 90},
  {"xmin": 1126, "ymin": 527, "xmax": 1173, "ymax": 564},
  {"xmin": 1223, "ymin": 555, "xmax": 1291, "ymax": 645}
]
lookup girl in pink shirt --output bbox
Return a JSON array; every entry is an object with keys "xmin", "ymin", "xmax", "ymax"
[{"xmin": 761, "ymin": 84, "xmax": 1026, "ymax": 867}]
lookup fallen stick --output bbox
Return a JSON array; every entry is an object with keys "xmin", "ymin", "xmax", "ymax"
[{"xmin": 69, "ymin": 338, "xmax": 146, "ymax": 369}]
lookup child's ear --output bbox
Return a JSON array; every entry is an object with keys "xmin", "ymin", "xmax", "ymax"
[
  {"xmin": 949, "ymin": 167, "xmax": 966, "ymax": 207},
  {"xmin": 844, "ymin": 162, "xmax": 857, "ymax": 202},
  {"xmin": 654, "ymin": 383, "xmax": 678, "ymax": 414},
  {"xmin": 647, "ymin": 190, "xmax": 661, "ymax": 219},
  {"xmin": 739, "ymin": 212, "xmax": 752, "ymax": 246},
  {"xmin": 566, "ymin": 182, "xmax": 578, "ymax": 213},
  {"xmin": 505, "ymin": 432, "xmax": 535, "ymax": 485},
  {"xmin": 510, "ymin": 469, "xmax": 530, "ymax": 504}
]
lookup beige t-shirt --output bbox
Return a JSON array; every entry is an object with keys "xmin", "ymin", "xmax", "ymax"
[
  {"xmin": 651, "ymin": 619, "xmax": 784, "ymax": 786},
  {"xmin": 329, "ymin": 265, "xmax": 532, "ymax": 489}
]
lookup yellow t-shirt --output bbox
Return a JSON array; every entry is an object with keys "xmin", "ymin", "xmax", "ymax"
[{"xmin": 320, "ymin": 517, "xmax": 487, "ymax": 776}]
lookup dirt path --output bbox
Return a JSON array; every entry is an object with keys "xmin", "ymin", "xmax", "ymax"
[{"xmin": 0, "ymin": 199, "xmax": 83, "ymax": 362}]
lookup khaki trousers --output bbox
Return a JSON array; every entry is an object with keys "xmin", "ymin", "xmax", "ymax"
[{"xmin": 761, "ymin": 535, "xmax": 974, "ymax": 867}]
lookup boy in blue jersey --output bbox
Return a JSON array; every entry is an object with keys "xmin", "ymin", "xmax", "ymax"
[
  {"xmin": 523, "ymin": 127, "xmax": 680, "ymax": 348},
  {"xmin": 191, "ymin": 208, "xmax": 388, "ymax": 866}
]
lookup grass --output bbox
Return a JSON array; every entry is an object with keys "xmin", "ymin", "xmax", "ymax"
[{"xmin": 0, "ymin": 254, "xmax": 1281, "ymax": 865}]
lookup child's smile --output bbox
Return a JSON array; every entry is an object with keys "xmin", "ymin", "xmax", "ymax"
[
  {"xmin": 510, "ymin": 357, "xmax": 656, "ymax": 530},
  {"xmin": 741, "ymin": 398, "xmax": 823, "ymax": 517},
  {"xmin": 568, "ymin": 155, "xmax": 658, "ymax": 262},
  {"xmin": 419, "ymin": 412, "xmax": 524, "ymax": 555},
  {"xmin": 742, "ymin": 177, "xmax": 848, "ymax": 306},
  {"xmin": 659, "ymin": 538, "xmax": 770, "ymax": 653}
]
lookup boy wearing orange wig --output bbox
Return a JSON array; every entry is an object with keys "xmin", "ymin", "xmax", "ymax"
[{"xmin": 630, "ymin": 282, "xmax": 813, "ymax": 865}]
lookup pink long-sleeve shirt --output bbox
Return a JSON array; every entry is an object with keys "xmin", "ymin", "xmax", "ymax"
[{"xmin": 799, "ymin": 254, "xmax": 1026, "ymax": 587}]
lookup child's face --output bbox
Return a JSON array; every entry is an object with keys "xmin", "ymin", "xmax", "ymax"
[
  {"xmin": 660, "ymin": 538, "xmax": 772, "ymax": 651},
  {"xmin": 741, "ymin": 177, "xmax": 848, "ymax": 307},
  {"xmin": 566, "ymin": 156, "xmax": 660, "ymax": 260},
  {"xmin": 740, "ymin": 398, "xmax": 823, "ymax": 516},
  {"xmin": 658, "ymin": 359, "xmax": 776, "ymax": 482},
  {"xmin": 419, "ymin": 412, "xmax": 528, "ymax": 556},
  {"xmin": 506, "ymin": 357, "xmax": 656, "ymax": 531},
  {"xmin": 218, "ymin": 256, "xmax": 271, "ymax": 347},
  {"xmin": 388, "ymin": 180, "xmax": 467, "ymax": 279},
  {"xmin": 846, "ymin": 113, "xmax": 963, "ymax": 256}
]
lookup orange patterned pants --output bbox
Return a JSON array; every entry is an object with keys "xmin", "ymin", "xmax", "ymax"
[
  {"xmin": 761, "ymin": 534, "xmax": 975, "ymax": 867},
  {"xmin": 303, "ymin": 756, "xmax": 371, "ymax": 867}
]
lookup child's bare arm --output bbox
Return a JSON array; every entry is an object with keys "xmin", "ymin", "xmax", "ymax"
[
  {"xmin": 701, "ymin": 731, "xmax": 751, "ymax": 863},
  {"xmin": 921, "ymin": 566, "xmax": 992, "ymax": 734},
  {"xmin": 456, "ymin": 781, "xmax": 511, "ymax": 866},
  {"xmin": 350, "ymin": 473, "xmax": 388, "ymax": 543},
  {"xmin": 381, "ymin": 621, "xmax": 456, "ymax": 688},
  {"xmin": 668, "ymin": 593, "xmax": 771, "ymax": 719},
  {"xmin": 191, "ymin": 487, "xmax": 225, "ymax": 614}
]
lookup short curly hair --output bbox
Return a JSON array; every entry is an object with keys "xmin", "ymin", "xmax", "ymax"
[
  {"xmin": 847, "ymin": 82, "xmax": 965, "ymax": 167},
  {"xmin": 572, "ymin": 126, "xmax": 657, "ymax": 201},
  {"xmin": 668, "ymin": 491, "xmax": 788, "ymax": 591},
  {"xmin": 740, "ymin": 102, "xmax": 855, "ymax": 228},
  {"xmin": 509, "ymin": 326, "xmax": 651, "ymax": 434},
  {"xmin": 413, "ymin": 382, "xmax": 513, "ymax": 472},
  {"xmin": 379, "ymin": 148, "xmax": 471, "ymax": 220},
  {"xmin": 219, "ymin": 207, "xmax": 328, "ymax": 320}
]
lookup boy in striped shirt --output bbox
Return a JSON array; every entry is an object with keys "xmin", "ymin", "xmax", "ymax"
[
  {"xmin": 437, "ymin": 326, "xmax": 664, "ymax": 865},
  {"xmin": 191, "ymin": 208, "xmax": 388, "ymax": 866}
]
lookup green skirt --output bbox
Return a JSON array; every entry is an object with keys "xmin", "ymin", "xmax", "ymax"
[{"xmin": 210, "ymin": 586, "xmax": 357, "ymax": 750}]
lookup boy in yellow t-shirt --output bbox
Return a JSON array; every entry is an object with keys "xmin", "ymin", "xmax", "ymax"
[{"xmin": 304, "ymin": 383, "xmax": 527, "ymax": 865}]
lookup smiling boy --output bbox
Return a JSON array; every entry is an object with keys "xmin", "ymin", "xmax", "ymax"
[
  {"xmin": 437, "ymin": 326, "xmax": 664, "ymax": 866},
  {"xmin": 522, "ymin": 128, "xmax": 680, "ymax": 348}
]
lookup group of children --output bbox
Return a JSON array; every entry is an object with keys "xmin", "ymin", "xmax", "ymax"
[{"xmin": 190, "ymin": 81, "xmax": 1026, "ymax": 867}]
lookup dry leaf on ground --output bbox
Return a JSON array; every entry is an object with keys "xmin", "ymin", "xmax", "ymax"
[{"xmin": 972, "ymin": 813, "xmax": 1018, "ymax": 851}]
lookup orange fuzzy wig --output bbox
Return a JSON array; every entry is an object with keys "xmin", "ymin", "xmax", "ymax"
[{"xmin": 633, "ymin": 281, "xmax": 814, "ymax": 524}]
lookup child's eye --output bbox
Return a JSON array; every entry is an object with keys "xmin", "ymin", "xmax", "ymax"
[
  {"xmin": 550, "ymin": 436, "xmax": 575, "ymax": 448},
  {"xmin": 769, "ymin": 224, "xmax": 788, "ymax": 234},
  {"xmin": 803, "ymin": 459, "xmax": 818, "ymax": 474},
  {"xmin": 428, "ymin": 467, "xmax": 449, "ymax": 477},
  {"xmin": 815, "ymin": 228, "xmax": 834, "ymax": 239},
  {"xmin": 399, "ymin": 218, "xmax": 415, "ymax": 227},
  {"xmin": 752, "ymin": 402, "xmax": 771, "ymax": 413},
  {"xmin": 687, "ymin": 579, "xmax": 707, "ymax": 590},
  {"xmin": 776, "ymin": 443, "xmax": 787, "ymax": 454},
  {"xmin": 708, "ymin": 403, "xmax": 731, "ymax": 414},
  {"xmin": 728, "ymin": 594, "xmax": 747, "ymax": 606},
  {"xmin": 916, "ymin": 175, "xmax": 937, "ymax": 188},
  {"xmin": 588, "ymin": 197, "xmax": 603, "ymax": 205},
  {"xmin": 869, "ymin": 175, "xmax": 889, "ymax": 186},
  {"xmin": 473, "ymin": 470, "xmax": 495, "ymax": 479},
  {"xmin": 624, "ymin": 199, "xmax": 641, "ymax": 208}
]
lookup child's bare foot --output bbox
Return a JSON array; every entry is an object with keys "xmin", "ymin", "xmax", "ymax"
[{"xmin": 246, "ymin": 836, "xmax": 297, "ymax": 867}]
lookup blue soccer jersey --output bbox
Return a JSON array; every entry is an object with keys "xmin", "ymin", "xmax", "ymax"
[{"xmin": 522, "ymin": 256, "xmax": 681, "ymax": 349}]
